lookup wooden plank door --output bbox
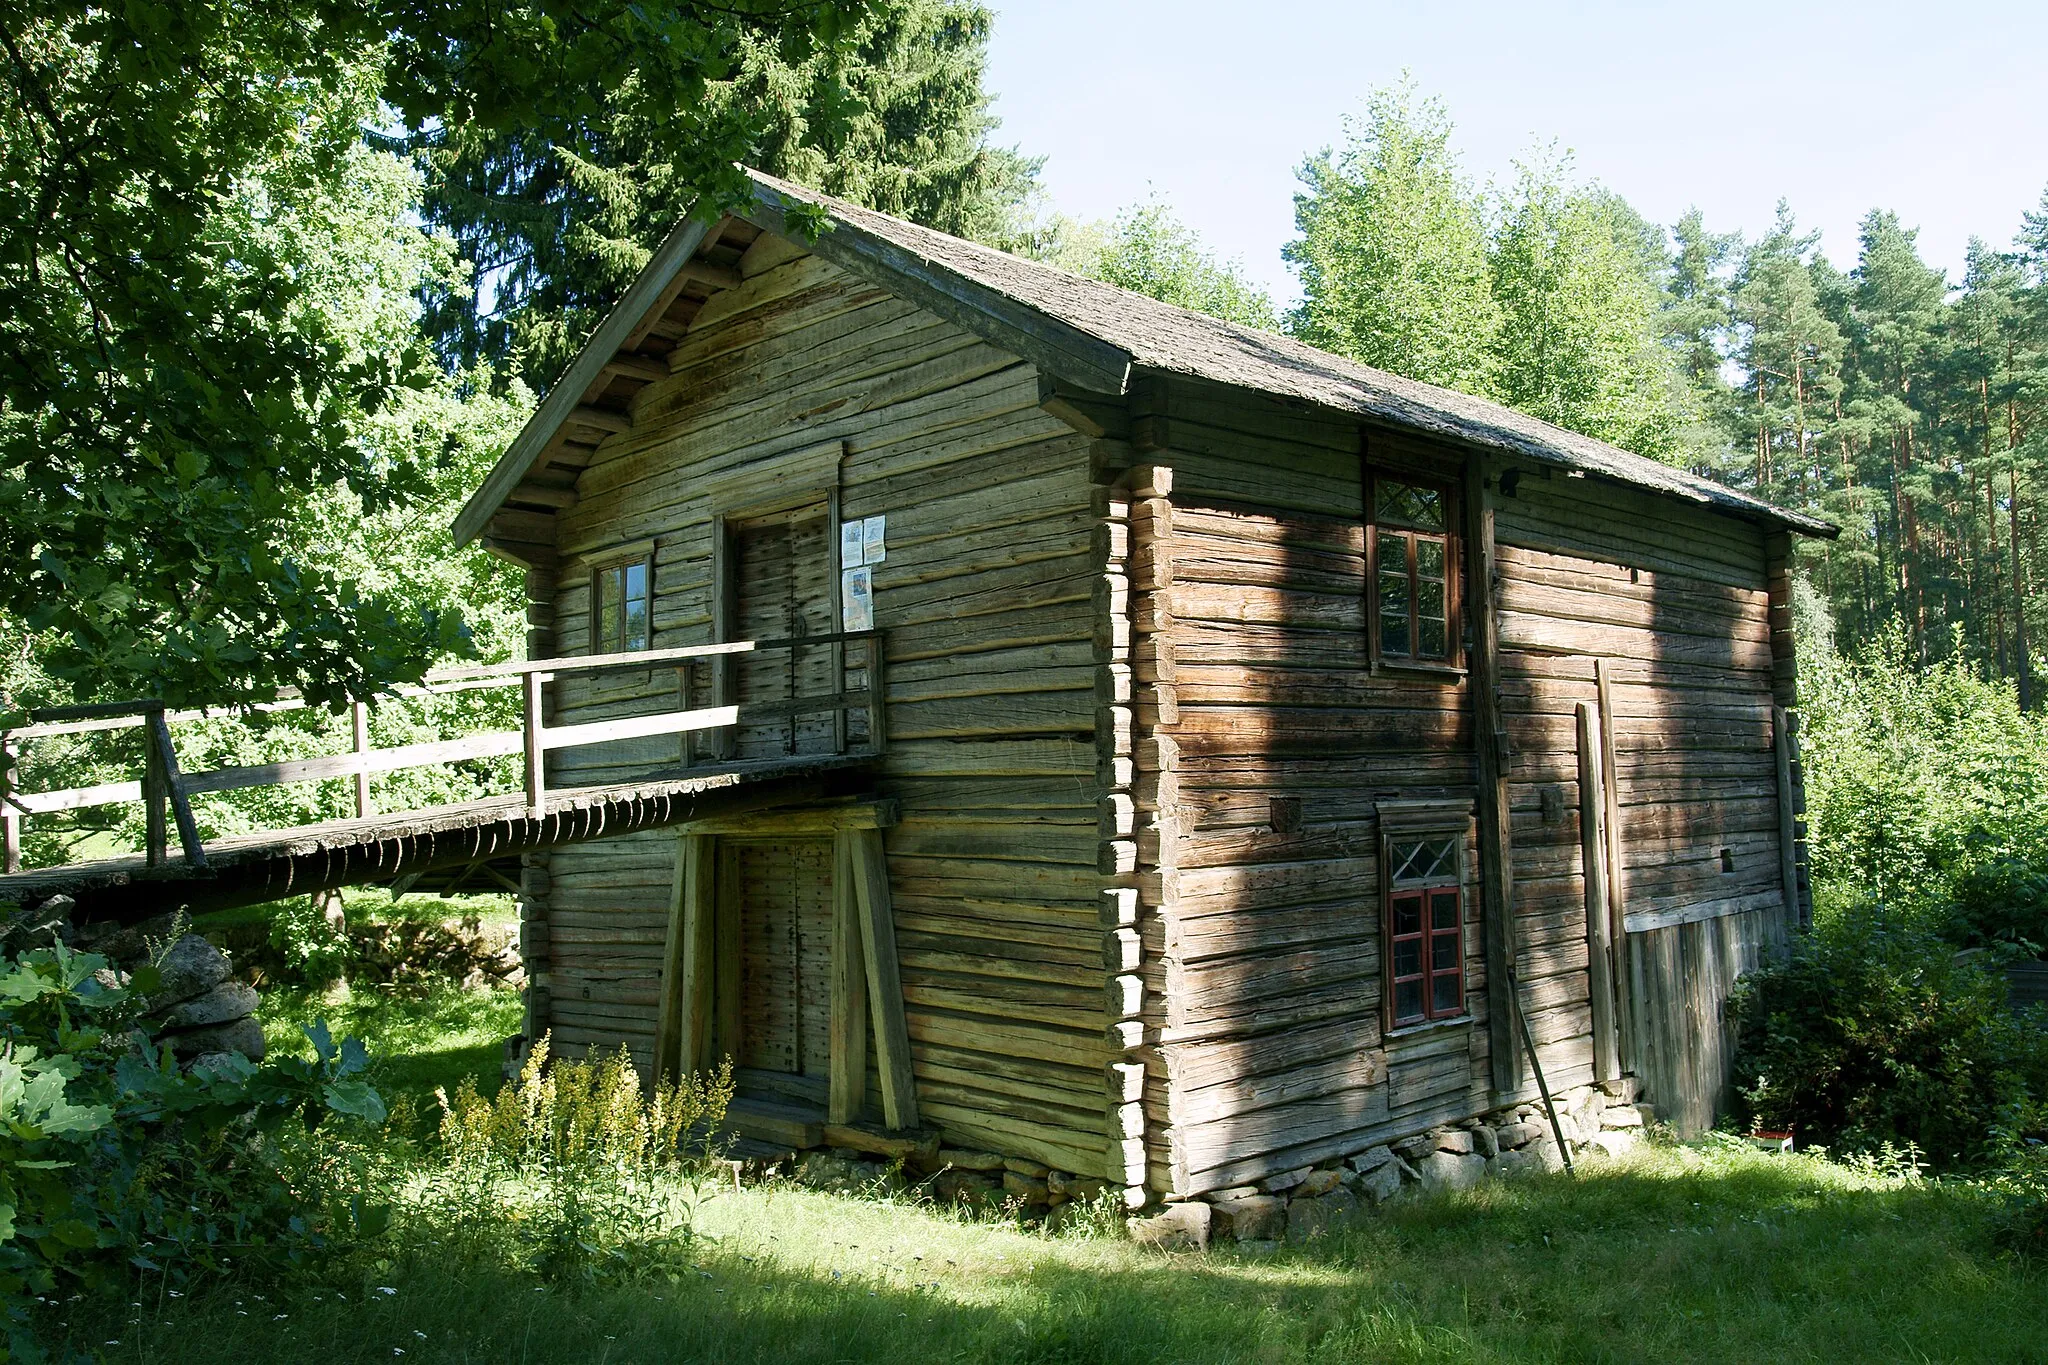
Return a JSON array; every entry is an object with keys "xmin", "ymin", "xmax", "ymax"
[
  {"xmin": 729, "ymin": 503, "xmax": 838, "ymax": 759},
  {"xmin": 724, "ymin": 837, "xmax": 836, "ymax": 1099}
]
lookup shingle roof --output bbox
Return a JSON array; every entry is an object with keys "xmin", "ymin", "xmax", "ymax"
[
  {"xmin": 745, "ymin": 170, "xmax": 1836, "ymax": 539},
  {"xmin": 456, "ymin": 168, "xmax": 1836, "ymax": 548}
]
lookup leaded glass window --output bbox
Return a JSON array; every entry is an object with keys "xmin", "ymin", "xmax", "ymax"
[{"xmin": 1386, "ymin": 831, "xmax": 1465, "ymax": 1026}]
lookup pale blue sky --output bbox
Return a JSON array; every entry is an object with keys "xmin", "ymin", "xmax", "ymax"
[{"xmin": 984, "ymin": 1, "xmax": 2048, "ymax": 304}]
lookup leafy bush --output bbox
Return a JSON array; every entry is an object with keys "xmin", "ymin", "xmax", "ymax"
[
  {"xmin": 1983, "ymin": 1150, "xmax": 2048, "ymax": 1261},
  {"xmin": 1802, "ymin": 627, "xmax": 2048, "ymax": 933},
  {"xmin": 1948, "ymin": 856, "xmax": 2048, "ymax": 955},
  {"xmin": 417, "ymin": 1035, "xmax": 733, "ymax": 1286},
  {"xmin": 0, "ymin": 942, "xmax": 385, "ymax": 1355},
  {"xmin": 1727, "ymin": 911, "xmax": 2048, "ymax": 1170}
]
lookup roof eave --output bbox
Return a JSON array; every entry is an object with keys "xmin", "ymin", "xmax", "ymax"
[{"xmin": 451, "ymin": 211, "xmax": 719, "ymax": 549}]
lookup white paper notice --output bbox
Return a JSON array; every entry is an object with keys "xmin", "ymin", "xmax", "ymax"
[
  {"xmin": 841, "ymin": 565, "xmax": 874, "ymax": 632},
  {"xmin": 840, "ymin": 519, "xmax": 866, "ymax": 569},
  {"xmin": 861, "ymin": 514, "xmax": 886, "ymax": 565}
]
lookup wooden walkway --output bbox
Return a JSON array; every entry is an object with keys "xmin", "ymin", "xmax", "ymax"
[
  {"xmin": 0, "ymin": 755, "xmax": 876, "ymax": 922},
  {"xmin": 1, "ymin": 632, "xmax": 887, "ymax": 925}
]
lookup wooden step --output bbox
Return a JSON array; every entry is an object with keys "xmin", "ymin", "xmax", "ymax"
[
  {"xmin": 821, "ymin": 1122, "xmax": 942, "ymax": 1162},
  {"xmin": 723, "ymin": 1096, "xmax": 823, "ymax": 1150}
]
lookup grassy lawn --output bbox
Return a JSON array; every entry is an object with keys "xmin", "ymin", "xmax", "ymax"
[
  {"xmin": 258, "ymin": 981, "xmax": 523, "ymax": 1113},
  {"xmin": 58, "ymin": 982, "xmax": 2025, "ymax": 1363},
  {"xmin": 57, "ymin": 1139, "xmax": 2042, "ymax": 1364}
]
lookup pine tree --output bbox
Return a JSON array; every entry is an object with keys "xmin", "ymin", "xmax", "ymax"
[
  {"xmin": 1843, "ymin": 211, "xmax": 1950, "ymax": 660},
  {"xmin": 419, "ymin": 0, "xmax": 1039, "ymax": 383},
  {"xmin": 1730, "ymin": 204, "xmax": 1845, "ymax": 504}
]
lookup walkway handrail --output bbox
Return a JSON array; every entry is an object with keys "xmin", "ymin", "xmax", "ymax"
[{"xmin": 0, "ymin": 631, "xmax": 885, "ymax": 876}]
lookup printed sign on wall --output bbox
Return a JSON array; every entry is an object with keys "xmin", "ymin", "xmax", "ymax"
[
  {"xmin": 841, "ymin": 565, "xmax": 874, "ymax": 632},
  {"xmin": 861, "ymin": 514, "xmax": 886, "ymax": 565},
  {"xmin": 840, "ymin": 519, "xmax": 866, "ymax": 571}
]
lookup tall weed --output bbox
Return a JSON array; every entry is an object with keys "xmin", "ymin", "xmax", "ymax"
[{"xmin": 419, "ymin": 1034, "xmax": 732, "ymax": 1286}]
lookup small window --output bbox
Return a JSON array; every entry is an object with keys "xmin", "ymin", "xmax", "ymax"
[
  {"xmin": 593, "ymin": 558, "xmax": 651, "ymax": 653},
  {"xmin": 1370, "ymin": 475, "xmax": 1457, "ymax": 666},
  {"xmin": 1386, "ymin": 830, "xmax": 1465, "ymax": 1027}
]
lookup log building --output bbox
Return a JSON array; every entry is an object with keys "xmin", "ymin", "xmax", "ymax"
[{"xmin": 454, "ymin": 171, "xmax": 1835, "ymax": 1209}]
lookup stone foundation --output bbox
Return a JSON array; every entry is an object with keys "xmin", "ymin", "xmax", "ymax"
[
  {"xmin": 1157, "ymin": 1078, "xmax": 1654, "ymax": 1250},
  {"xmin": 700, "ymin": 1078, "xmax": 1652, "ymax": 1251}
]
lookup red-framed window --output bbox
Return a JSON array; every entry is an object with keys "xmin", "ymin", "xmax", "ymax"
[
  {"xmin": 1368, "ymin": 474, "xmax": 1459, "ymax": 667},
  {"xmin": 1386, "ymin": 832, "xmax": 1465, "ymax": 1026}
]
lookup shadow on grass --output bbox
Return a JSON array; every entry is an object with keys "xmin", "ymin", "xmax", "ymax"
[{"xmin": 53, "ymin": 1153, "xmax": 2043, "ymax": 1365}]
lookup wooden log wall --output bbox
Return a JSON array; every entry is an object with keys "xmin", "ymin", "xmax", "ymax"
[
  {"xmin": 1130, "ymin": 383, "xmax": 1495, "ymax": 1197},
  {"xmin": 534, "ymin": 241, "xmax": 1112, "ymax": 1176},
  {"xmin": 1493, "ymin": 466, "xmax": 1796, "ymax": 1133}
]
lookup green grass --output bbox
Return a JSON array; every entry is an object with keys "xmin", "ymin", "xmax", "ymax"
[
  {"xmin": 49, "ymin": 1141, "xmax": 2045, "ymax": 1363},
  {"xmin": 62, "ymin": 986, "xmax": 2038, "ymax": 1363},
  {"xmin": 259, "ymin": 980, "xmax": 523, "ymax": 1113}
]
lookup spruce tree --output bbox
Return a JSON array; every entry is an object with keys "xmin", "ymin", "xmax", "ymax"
[
  {"xmin": 1660, "ymin": 209, "xmax": 1742, "ymax": 479},
  {"xmin": 419, "ymin": 0, "xmax": 1038, "ymax": 383}
]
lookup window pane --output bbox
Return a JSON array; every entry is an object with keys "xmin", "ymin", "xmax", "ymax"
[
  {"xmin": 1431, "ymin": 888, "xmax": 1460, "ymax": 930},
  {"xmin": 1431, "ymin": 972, "xmax": 1460, "ymax": 1015},
  {"xmin": 1394, "ymin": 939, "xmax": 1421, "ymax": 977},
  {"xmin": 1391, "ymin": 841, "xmax": 1421, "ymax": 882},
  {"xmin": 1416, "ymin": 571, "xmax": 1445, "ymax": 622},
  {"xmin": 1419, "ymin": 615, "xmax": 1448, "ymax": 658},
  {"xmin": 597, "ymin": 567, "xmax": 622, "ymax": 653},
  {"xmin": 1431, "ymin": 932, "xmax": 1459, "ymax": 972},
  {"xmin": 1377, "ymin": 480, "xmax": 1445, "ymax": 531},
  {"xmin": 1378, "ymin": 563, "xmax": 1410, "ymax": 616},
  {"xmin": 1416, "ymin": 537, "xmax": 1445, "ymax": 579},
  {"xmin": 1392, "ymin": 839, "xmax": 1459, "ymax": 887},
  {"xmin": 1381, "ymin": 612, "xmax": 1410, "ymax": 658},
  {"xmin": 1392, "ymin": 893, "xmax": 1421, "ymax": 936},
  {"xmin": 623, "ymin": 561, "xmax": 650, "ymax": 650},
  {"xmin": 1395, "ymin": 979, "xmax": 1423, "ymax": 1022}
]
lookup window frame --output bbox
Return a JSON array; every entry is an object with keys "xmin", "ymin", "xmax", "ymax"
[
  {"xmin": 1365, "ymin": 469, "xmax": 1463, "ymax": 675},
  {"xmin": 1378, "ymin": 802, "xmax": 1472, "ymax": 1032},
  {"xmin": 590, "ymin": 551, "xmax": 654, "ymax": 655}
]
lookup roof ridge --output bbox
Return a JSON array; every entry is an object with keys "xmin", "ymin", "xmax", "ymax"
[{"xmin": 743, "ymin": 168, "xmax": 1835, "ymax": 540}]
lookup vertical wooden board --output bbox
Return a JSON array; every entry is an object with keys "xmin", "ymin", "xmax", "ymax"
[
  {"xmin": 828, "ymin": 833, "xmax": 869, "ymax": 1123},
  {"xmin": 654, "ymin": 831, "xmax": 688, "ymax": 1080},
  {"xmin": 795, "ymin": 837, "xmax": 836, "ymax": 1077},
  {"xmin": 1771, "ymin": 706, "xmax": 1799, "ymax": 949},
  {"xmin": 850, "ymin": 827, "xmax": 919, "ymax": 1128},
  {"xmin": 1465, "ymin": 459, "xmax": 1520, "ymax": 1096},
  {"xmin": 713, "ymin": 840, "xmax": 742, "ymax": 1064},
  {"xmin": 1576, "ymin": 703, "xmax": 1618, "ymax": 1082},
  {"xmin": 1595, "ymin": 657, "xmax": 1633, "ymax": 1075},
  {"xmin": 656, "ymin": 833, "xmax": 716, "ymax": 1079}
]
